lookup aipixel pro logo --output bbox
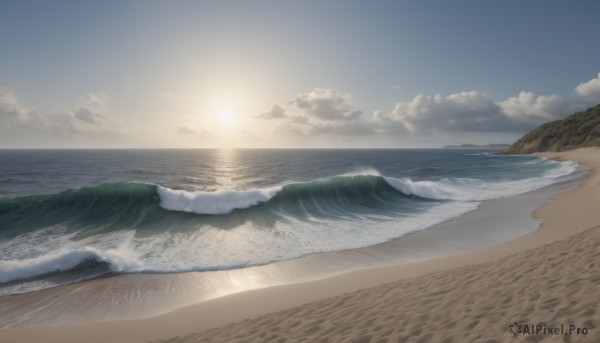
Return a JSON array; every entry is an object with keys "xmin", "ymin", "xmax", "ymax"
[
  {"xmin": 509, "ymin": 322, "xmax": 589, "ymax": 336},
  {"xmin": 509, "ymin": 322, "xmax": 522, "ymax": 335}
]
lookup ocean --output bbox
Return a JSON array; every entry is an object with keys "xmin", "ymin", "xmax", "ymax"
[{"xmin": 0, "ymin": 149, "xmax": 580, "ymax": 296}]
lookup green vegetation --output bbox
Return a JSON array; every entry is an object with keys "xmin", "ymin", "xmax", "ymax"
[{"xmin": 501, "ymin": 104, "xmax": 600, "ymax": 154}]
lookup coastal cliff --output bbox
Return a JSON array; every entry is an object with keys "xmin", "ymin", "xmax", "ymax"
[{"xmin": 501, "ymin": 104, "xmax": 600, "ymax": 154}]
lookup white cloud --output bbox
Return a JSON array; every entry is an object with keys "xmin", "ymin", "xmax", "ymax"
[
  {"xmin": 0, "ymin": 91, "xmax": 28, "ymax": 119},
  {"xmin": 389, "ymin": 91, "xmax": 519, "ymax": 133},
  {"xmin": 257, "ymin": 72, "xmax": 600, "ymax": 143},
  {"xmin": 0, "ymin": 90, "xmax": 124, "ymax": 145},
  {"xmin": 383, "ymin": 72, "xmax": 600, "ymax": 135},
  {"xmin": 266, "ymin": 86, "xmax": 570, "ymax": 140},
  {"xmin": 256, "ymin": 104, "xmax": 286, "ymax": 119},
  {"xmin": 262, "ymin": 88, "xmax": 371, "ymax": 137},
  {"xmin": 372, "ymin": 109, "xmax": 409, "ymax": 135},
  {"xmin": 575, "ymin": 72, "xmax": 600, "ymax": 101},
  {"xmin": 497, "ymin": 91, "xmax": 568, "ymax": 122},
  {"xmin": 292, "ymin": 88, "xmax": 362, "ymax": 121}
]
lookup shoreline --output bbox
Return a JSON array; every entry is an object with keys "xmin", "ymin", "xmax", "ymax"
[
  {"xmin": 0, "ymin": 156, "xmax": 582, "ymax": 328},
  {"xmin": 1, "ymin": 148, "xmax": 599, "ymax": 342}
]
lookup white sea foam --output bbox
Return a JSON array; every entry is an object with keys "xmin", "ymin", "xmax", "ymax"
[
  {"xmin": 340, "ymin": 167, "xmax": 382, "ymax": 177},
  {"xmin": 384, "ymin": 160, "xmax": 578, "ymax": 201},
  {"xmin": 0, "ymin": 246, "xmax": 142, "ymax": 284},
  {"xmin": 384, "ymin": 177, "xmax": 483, "ymax": 201},
  {"xmin": 126, "ymin": 201, "xmax": 481, "ymax": 274},
  {"xmin": 157, "ymin": 185, "xmax": 282, "ymax": 215}
]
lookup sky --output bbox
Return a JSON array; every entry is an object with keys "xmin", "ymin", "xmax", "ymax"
[{"xmin": 1, "ymin": 0, "xmax": 600, "ymax": 148}]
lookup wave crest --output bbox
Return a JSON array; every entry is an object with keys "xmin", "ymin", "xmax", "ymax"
[
  {"xmin": 156, "ymin": 160, "xmax": 578, "ymax": 215},
  {"xmin": 384, "ymin": 177, "xmax": 482, "ymax": 201},
  {"xmin": 0, "ymin": 246, "xmax": 142, "ymax": 284},
  {"xmin": 383, "ymin": 160, "xmax": 578, "ymax": 201},
  {"xmin": 157, "ymin": 186, "xmax": 282, "ymax": 215}
]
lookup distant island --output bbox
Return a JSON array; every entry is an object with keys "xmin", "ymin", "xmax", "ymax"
[
  {"xmin": 501, "ymin": 103, "xmax": 600, "ymax": 154},
  {"xmin": 443, "ymin": 143, "xmax": 511, "ymax": 148}
]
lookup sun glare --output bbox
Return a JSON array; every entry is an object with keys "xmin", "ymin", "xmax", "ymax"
[{"xmin": 218, "ymin": 109, "xmax": 234, "ymax": 125}]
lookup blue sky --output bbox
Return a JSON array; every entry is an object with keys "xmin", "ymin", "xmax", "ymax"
[{"xmin": 1, "ymin": 0, "xmax": 600, "ymax": 148}]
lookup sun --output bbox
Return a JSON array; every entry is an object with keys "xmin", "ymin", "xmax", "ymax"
[{"xmin": 218, "ymin": 108, "xmax": 234, "ymax": 125}]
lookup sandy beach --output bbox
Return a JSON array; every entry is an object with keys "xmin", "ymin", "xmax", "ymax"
[{"xmin": 1, "ymin": 148, "xmax": 599, "ymax": 342}]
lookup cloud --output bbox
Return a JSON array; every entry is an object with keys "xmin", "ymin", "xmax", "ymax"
[
  {"xmin": 73, "ymin": 107, "xmax": 109, "ymax": 125},
  {"xmin": 0, "ymin": 91, "xmax": 28, "ymax": 119},
  {"xmin": 256, "ymin": 104, "xmax": 286, "ymax": 119},
  {"xmin": 278, "ymin": 121, "xmax": 307, "ymax": 137},
  {"xmin": 0, "ymin": 90, "xmax": 123, "ymax": 142},
  {"xmin": 498, "ymin": 92, "xmax": 569, "ymax": 122},
  {"xmin": 261, "ymin": 72, "xmax": 600, "ymax": 143},
  {"xmin": 287, "ymin": 114, "xmax": 310, "ymax": 124},
  {"xmin": 86, "ymin": 92, "xmax": 109, "ymax": 108},
  {"xmin": 36, "ymin": 106, "xmax": 116, "ymax": 135},
  {"xmin": 177, "ymin": 123, "xmax": 212, "ymax": 137},
  {"xmin": 292, "ymin": 88, "xmax": 362, "ymax": 121},
  {"xmin": 372, "ymin": 110, "xmax": 409, "ymax": 135},
  {"xmin": 575, "ymin": 72, "xmax": 600, "ymax": 101},
  {"xmin": 266, "ymin": 88, "xmax": 371, "ymax": 137},
  {"xmin": 257, "ymin": 88, "xmax": 371, "ymax": 137},
  {"xmin": 389, "ymin": 91, "xmax": 522, "ymax": 133},
  {"xmin": 385, "ymin": 71, "xmax": 600, "ymax": 135}
]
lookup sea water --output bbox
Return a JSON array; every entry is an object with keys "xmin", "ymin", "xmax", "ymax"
[{"xmin": 0, "ymin": 149, "xmax": 580, "ymax": 295}]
